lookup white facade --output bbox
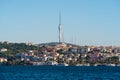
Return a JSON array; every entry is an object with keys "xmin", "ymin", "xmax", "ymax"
[
  {"xmin": 1, "ymin": 48, "xmax": 7, "ymax": 52},
  {"xmin": 0, "ymin": 58, "xmax": 7, "ymax": 62}
]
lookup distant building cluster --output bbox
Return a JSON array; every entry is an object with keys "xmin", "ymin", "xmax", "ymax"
[{"xmin": 1, "ymin": 41, "xmax": 120, "ymax": 66}]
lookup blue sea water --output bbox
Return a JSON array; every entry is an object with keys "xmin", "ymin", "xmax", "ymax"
[{"xmin": 0, "ymin": 66, "xmax": 120, "ymax": 80}]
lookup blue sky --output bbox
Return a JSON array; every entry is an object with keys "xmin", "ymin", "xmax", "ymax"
[{"xmin": 0, "ymin": 0, "xmax": 120, "ymax": 46}]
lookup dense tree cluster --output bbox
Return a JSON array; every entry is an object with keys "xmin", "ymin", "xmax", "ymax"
[{"xmin": 0, "ymin": 42, "xmax": 38, "ymax": 58}]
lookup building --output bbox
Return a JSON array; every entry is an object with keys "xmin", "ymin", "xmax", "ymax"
[
  {"xmin": 1, "ymin": 48, "xmax": 7, "ymax": 52},
  {"xmin": 0, "ymin": 58, "xmax": 7, "ymax": 63}
]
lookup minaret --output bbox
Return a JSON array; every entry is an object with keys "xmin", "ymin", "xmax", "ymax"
[{"xmin": 58, "ymin": 12, "xmax": 62, "ymax": 43}]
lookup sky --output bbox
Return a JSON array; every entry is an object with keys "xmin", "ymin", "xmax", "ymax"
[{"xmin": 0, "ymin": 0, "xmax": 120, "ymax": 46}]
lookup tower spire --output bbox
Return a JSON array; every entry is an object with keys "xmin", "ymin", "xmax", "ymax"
[{"xmin": 59, "ymin": 11, "xmax": 61, "ymax": 25}]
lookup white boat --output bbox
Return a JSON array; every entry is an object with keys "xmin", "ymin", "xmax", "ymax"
[
  {"xmin": 76, "ymin": 64, "xmax": 84, "ymax": 66},
  {"xmin": 57, "ymin": 63, "xmax": 69, "ymax": 66}
]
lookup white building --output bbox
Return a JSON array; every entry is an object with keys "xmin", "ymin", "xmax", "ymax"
[
  {"xmin": 0, "ymin": 58, "xmax": 7, "ymax": 62},
  {"xmin": 1, "ymin": 48, "xmax": 7, "ymax": 52}
]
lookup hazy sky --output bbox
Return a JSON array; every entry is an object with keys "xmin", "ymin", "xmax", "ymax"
[{"xmin": 0, "ymin": 0, "xmax": 120, "ymax": 46}]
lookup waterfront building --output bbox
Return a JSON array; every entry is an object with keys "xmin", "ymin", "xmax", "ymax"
[{"xmin": 0, "ymin": 58, "xmax": 7, "ymax": 63}]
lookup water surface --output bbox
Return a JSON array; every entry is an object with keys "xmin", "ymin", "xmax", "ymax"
[{"xmin": 0, "ymin": 66, "xmax": 120, "ymax": 80}]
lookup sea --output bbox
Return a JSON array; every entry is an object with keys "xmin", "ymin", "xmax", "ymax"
[{"xmin": 0, "ymin": 66, "xmax": 120, "ymax": 80}]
